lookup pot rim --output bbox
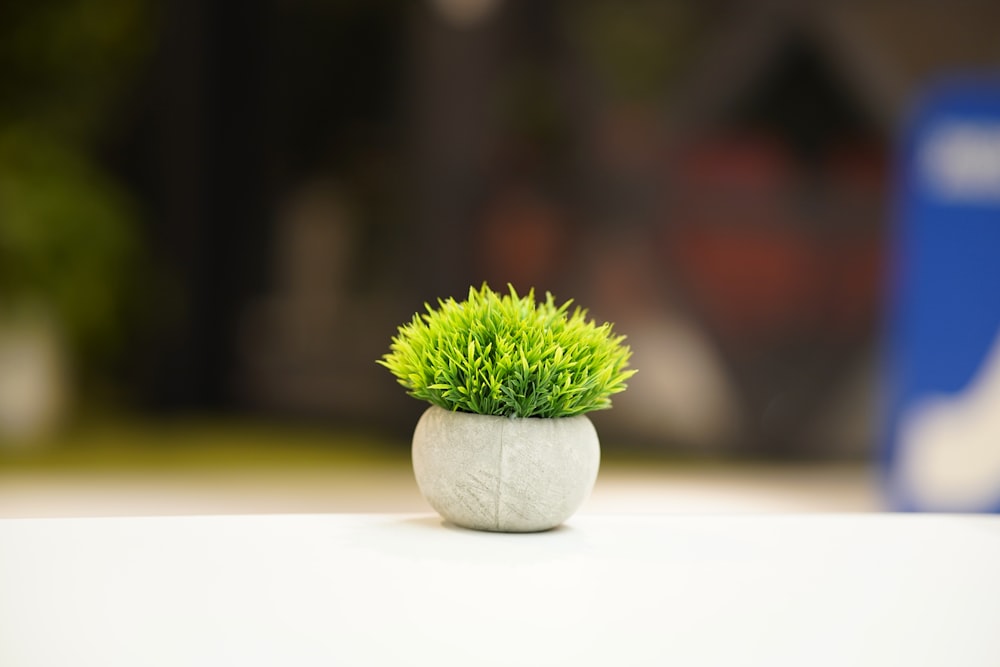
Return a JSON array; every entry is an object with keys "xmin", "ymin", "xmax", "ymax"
[{"xmin": 422, "ymin": 404, "xmax": 595, "ymax": 423}]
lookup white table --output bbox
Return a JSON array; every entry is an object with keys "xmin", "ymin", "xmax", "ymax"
[{"xmin": 2, "ymin": 513, "xmax": 999, "ymax": 666}]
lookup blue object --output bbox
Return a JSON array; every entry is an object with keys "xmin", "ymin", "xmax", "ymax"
[{"xmin": 883, "ymin": 76, "xmax": 1000, "ymax": 512}]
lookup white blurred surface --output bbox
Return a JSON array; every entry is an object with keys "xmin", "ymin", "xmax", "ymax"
[
  {"xmin": 0, "ymin": 463, "xmax": 880, "ymax": 518},
  {"xmin": 1, "ymin": 513, "xmax": 998, "ymax": 667}
]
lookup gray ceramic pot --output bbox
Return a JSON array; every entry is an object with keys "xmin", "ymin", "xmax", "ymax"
[{"xmin": 412, "ymin": 406, "xmax": 600, "ymax": 532}]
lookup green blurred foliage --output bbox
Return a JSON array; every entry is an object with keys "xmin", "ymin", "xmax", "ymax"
[
  {"xmin": 0, "ymin": 127, "xmax": 137, "ymax": 360},
  {"xmin": 0, "ymin": 0, "xmax": 152, "ymax": 370}
]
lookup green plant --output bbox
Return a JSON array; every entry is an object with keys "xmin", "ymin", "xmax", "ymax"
[
  {"xmin": 0, "ymin": 127, "xmax": 137, "ymax": 362},
  {"xmin": 0, "ymin": 0, "xmax": 151, "ymax": 373},
  {"xmin": 379, "ymin": 284, "xmax": 635, "ymax": 418}
]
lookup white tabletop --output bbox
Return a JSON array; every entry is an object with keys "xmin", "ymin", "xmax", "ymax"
[{"xmin": 2, "ymin": 513, "xmax": 999, "ymax": 667}]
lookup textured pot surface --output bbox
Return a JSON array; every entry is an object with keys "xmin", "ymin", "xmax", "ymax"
[{"xmin": 412, "ymin": 406, "xmax": 600, "ymax": 532}]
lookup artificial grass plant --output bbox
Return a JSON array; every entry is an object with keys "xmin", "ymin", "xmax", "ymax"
[{"xmin": 378, "ymin": 284, "xmax": 635, "ymax": 418}]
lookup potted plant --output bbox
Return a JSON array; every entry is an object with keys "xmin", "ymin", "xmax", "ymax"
[
  {"xmin": 378, "ymin": 284, "xmax": 635, "ymax": 532},
  {"xmin": 0, "ymin": 129, "xmax": 137, "ymax": 445},
  {"xmin": 0, "ymin": 0, "xmax": 149, "ymax": 445}
]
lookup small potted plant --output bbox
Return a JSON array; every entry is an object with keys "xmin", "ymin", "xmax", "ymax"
[
  {"xmin": 379, "ymin": 284, "xmax": 635, "ymax": 532},
  {"xmin": 0, "ymin": 129, "xmax": 137, "ymax": 445}
]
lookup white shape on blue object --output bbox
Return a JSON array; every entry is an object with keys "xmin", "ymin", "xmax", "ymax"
[
  {"xmin": 899, "ymin": 330, "xmax": 1000, "ymax": 510},
  {"xmin": 920, "ymin": 122, "xmax": 1000, "ymax": 203}
]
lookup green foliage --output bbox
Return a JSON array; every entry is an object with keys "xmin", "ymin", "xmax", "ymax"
[
  {"xmin": 379, "ymin": 284, "xmax": 636, "ymax": 418},
  {"xmin": 0, "ymin": 0, "xmax": 151, "ymax": 372},
  {"xmin": 0, "ymin": 127, "xmax": 137, "ymax": 360}
]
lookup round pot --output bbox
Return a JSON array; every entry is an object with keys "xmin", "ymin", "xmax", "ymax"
[{"xmin": 412, "ymin": 405, "xmax": 600, "ymax": 532}]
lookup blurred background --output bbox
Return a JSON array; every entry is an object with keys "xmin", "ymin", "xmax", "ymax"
[{"xmin": 1, "ymin": 0, "xmax": 998, "ymax": 517}]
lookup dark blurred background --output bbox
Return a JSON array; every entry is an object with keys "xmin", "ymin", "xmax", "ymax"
[{"xmin": 1, "ymin": 0, "xmax": 999, "ymax": 515}]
